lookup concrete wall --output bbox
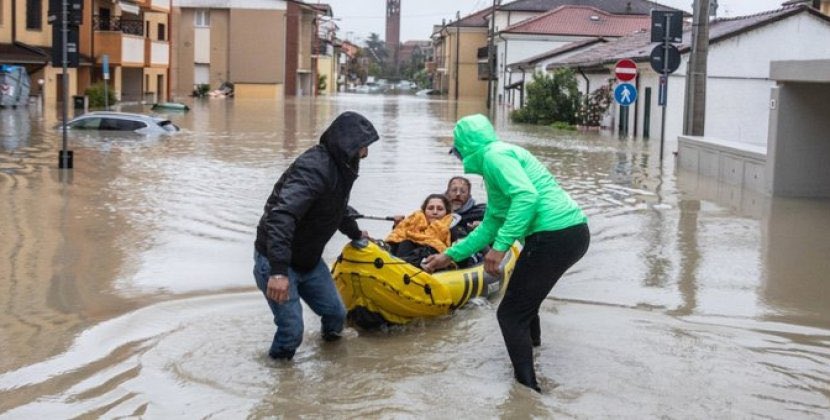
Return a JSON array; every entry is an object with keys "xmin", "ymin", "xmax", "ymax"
[
  {"xmin": 678, "ymin": 135, "xmax": 767, "ymax": 193},
  {"xmin": 208, "ymin": 9, "xmax": 228, "ymax": 86},
  {"xmin": 496, "ymin": 35, "xmax": 589, "ymax": 102},
  {"xmin": 446, "ymin": 28, "xmax": 488, "ymax": 99},
  {"xmin": 228, "ymin": 9, "xmax": 284, "ymax": 84},
  {"xmin": 768, "ymin": 83, "xmax": 830, "ymax": 197}
]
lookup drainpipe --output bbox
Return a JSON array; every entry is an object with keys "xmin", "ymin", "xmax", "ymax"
[
  {"xmin": 577, "ymin": 65, "xmax": 590, "ymax": 104},
  {"xmin": 520, "ymin": 69, "xmax": 525, "ymax": 107},
  {"xmin": 11, "ymin": 0, "xmax": 16, "ymax": 42},
  {"xmin": 454, "ymin": 10, "xmax": 459, "ymax": 101},
  {"xmin": 497, "ymin": 33, "xmax": 508, "ymax": 105}
]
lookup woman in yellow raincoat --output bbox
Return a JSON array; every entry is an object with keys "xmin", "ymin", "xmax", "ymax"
[{"xmin": 385, "ymin": 194, "xmax": 453, "ymax": 266}]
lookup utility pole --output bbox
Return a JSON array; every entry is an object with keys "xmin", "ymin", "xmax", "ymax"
[
  {"xmin": 683, "ymin": 0, "xmax": 711, "ymax": 136},
  {"xmin": 486, "ymin": 0, "xmax": 499, "ymax": 110}
]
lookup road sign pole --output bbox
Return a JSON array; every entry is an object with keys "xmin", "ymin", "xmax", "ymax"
[
  {"xmin": 103, "ymin": 54, "xmax": 110, "ymax": 111},
  {"xmin": 659, "ymin": 13, "xmax": 671, "ymax": 164},
  {"xmin": 59, "ymin": 0, "xmax": 73, "ymax": 169}
]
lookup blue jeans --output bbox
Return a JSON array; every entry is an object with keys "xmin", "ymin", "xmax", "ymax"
[{"xmin": 253, "ymin": 250, "xmax": 346, "ymax": 358}]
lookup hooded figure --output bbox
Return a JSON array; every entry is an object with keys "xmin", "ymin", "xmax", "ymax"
[
  {"xmin": 423, "ymin": 114, "xmax": 590, "ymax": 392},
  {"xmin": 253, "ymin": 111, "xmax": 379, "ymax": 360}
]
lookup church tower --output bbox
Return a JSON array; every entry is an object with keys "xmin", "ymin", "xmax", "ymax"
[{"xmin": 386, "ymin": 0, "xmax": 401, "ymax": 70}]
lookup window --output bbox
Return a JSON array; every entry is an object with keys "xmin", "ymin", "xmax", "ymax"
[
  {"xmin": 69, "ymin": 118, "xmax": 102, "ymax": 129},
  {"xmin": 157, "ymin": 23, "xmax": 166, "ymax": 41},
  {"xmin": 100, "ymin": 118, "xmax": 146, "ymax": 131},
  {"xmin": 194, "ymin": 9, "xmax": 210, "ymax": 27},
  {"xmin": 26, "ymin": 0, "xmax": 41, "ymax": 30},
  {"xmin": 194, "ymin": 64, "xmax": 209, "ymax": 85}
]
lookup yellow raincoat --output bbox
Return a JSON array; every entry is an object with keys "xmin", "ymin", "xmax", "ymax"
[{"xmin": 385, "ymin": 211, "xmax": 452, "ymax": 252}]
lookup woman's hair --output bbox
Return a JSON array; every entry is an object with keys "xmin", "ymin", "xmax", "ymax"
[{"xmin": 421, "ymin": 193, "xmax": 451, "ymax": 214}]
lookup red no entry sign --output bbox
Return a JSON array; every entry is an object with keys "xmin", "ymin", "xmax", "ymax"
[{"xmin": 615, "ymin": 59, "xmax": 637, "ymax": 82}]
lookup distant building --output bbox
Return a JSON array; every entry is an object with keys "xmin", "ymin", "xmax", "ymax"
[
  {"xmin": 172, "ymin": 0, "xmax": 288, "ymax": 99},
  {"xmin": 429, "ymin": 8, "xmax": 491, "ymax": 99},
  {"xmin": 398, "ymin": 40, "xmax": 431, "ymax": 66}
]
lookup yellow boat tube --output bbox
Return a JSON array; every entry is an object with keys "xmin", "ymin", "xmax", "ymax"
[{"xmin": 332, "ymin": 239, "xmax": 520, "ymax": 328}]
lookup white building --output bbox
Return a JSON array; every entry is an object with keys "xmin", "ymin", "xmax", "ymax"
[{"xmin": 545, "ymin": 4, "xmax": 830, "ymax": 193}]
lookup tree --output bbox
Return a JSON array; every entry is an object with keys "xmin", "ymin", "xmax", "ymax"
[{"xmin": 510, "ymin": 69, "xmax": 581, "ymax": 126}]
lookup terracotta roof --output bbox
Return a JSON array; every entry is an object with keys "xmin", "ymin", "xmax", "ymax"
[
  {"xmin": 447, "ymin": 8, "xmax": 491, "ymax": 28},
  {"xmin": 498, "ymin": 0, "xmax": 683, "ymax": 15},
  {"xmin": 546, "ymin": 5, "xmax": 830, "ymax": 69},
  {"xmin": 502, "ymin": 6, "xmax": 651, "ymax": 36}
]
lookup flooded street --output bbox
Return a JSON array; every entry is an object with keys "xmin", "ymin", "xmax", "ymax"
[{"xmin": 1, "ymin": 95, "xmax": 829, "ymax": 418}]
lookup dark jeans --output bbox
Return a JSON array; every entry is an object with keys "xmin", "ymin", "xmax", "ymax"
[
  {"xmin": 497, "ymin": 223, "xmax": 590, "ymax": 391},
  {"xmin": 253, "ymin": 251, "xmax": 346, "ymax": 359}
]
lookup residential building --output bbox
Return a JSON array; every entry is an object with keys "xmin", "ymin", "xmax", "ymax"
[
  {"xmin": 0, "ymin": 0, "xmax": 94, "ymax": 107},
  {"xmin": 91, "ymin": 0, "xmax": 172, "ymax": 103},
  {"xmin": 497, "ymin": 6, "xmax": 652, "ymax": 107},
  {"xmin": 315, "ymin": 14, "xmax": 337, "ymax": 95},
  {"xmin": 285, "ymin": 1, "xmax": 329, "ymax": 96},
  {"xmin": 488, "ymin": 0, "xmax": 681, "ymax": 106},
  {"xmin": 544, "ymin": 5, "xmax": 830, "ymax": 195},
  {"xmin": 429, "ymin": 8, "xmax": 490, "ymax": 99},
  {"xmin": 171, "ymin": 0, "xmax": 287, "ymax": 99}
]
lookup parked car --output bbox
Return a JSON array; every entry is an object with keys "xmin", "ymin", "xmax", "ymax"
[{"xmin": 63, "ymin": 111, "xmax": 179, "ymax": 134}]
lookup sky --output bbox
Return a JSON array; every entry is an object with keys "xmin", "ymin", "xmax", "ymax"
[{"xmin": 314, "ymin": 0, "xmax": 791, "ymax": 44}]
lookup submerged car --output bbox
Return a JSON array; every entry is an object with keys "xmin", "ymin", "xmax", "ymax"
[{"xmin": 64, "ymin": 111, "xmax": 179, "ymax": 134}]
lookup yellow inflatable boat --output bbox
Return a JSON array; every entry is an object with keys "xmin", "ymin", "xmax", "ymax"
[{"xmin": 332, "ymin": 240, "xmax": 520, "ymax": 329}]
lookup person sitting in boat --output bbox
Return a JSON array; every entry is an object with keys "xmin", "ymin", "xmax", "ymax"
[
  {"xmin": 385, "ymin": 194, "xmax": 453, "ymax": 267},
  {"xmin": 445, "ymin": 175, "xmax": 487, "ymax": 240}
]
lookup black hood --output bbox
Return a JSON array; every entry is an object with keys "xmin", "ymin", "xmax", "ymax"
[{"xmin": 320, "ymin": 111, "xmax": 379, "ymax": 176}]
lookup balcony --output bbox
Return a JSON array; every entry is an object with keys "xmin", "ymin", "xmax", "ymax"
[
  {"xmin": 145, "ymin": 39, "xmax": 169, "ymax": 67},
  {"xmin": 93, "ymin": 16, "xmax": 146, "ymax": 66}
]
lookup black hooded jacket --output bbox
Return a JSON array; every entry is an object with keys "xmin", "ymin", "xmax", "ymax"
[{"xmin": 255, "ymin": 112, "xmax": 379, "ymax": 276}]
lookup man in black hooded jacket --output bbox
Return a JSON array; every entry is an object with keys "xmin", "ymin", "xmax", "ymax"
[{"xmin": 253, "ymin": 111, "xmax": 379, "ymax": 360}]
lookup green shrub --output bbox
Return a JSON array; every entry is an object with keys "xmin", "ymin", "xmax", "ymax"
[
  {"xmin": 84, "ymin": 82, "xmax": 116, "ymax": 109},
  {"xmin": 551, "ymin": 121, "xmax": 576, "ymax": 130},
  {"xmin": 509, "ymin": 69, "xmax": 580, "ymax": 126},
  {"xmin": 318, "ymin": 74, "xmax": 327, "ymax": 91}
]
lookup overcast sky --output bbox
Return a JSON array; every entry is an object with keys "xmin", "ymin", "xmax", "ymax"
[{"xmin": 316, "ymin": 0, "xmax": 790, "ymax": 44}]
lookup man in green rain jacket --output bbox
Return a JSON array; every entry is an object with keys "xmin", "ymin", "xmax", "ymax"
[{"xmin": 423, "ymin": 114, "xmax": 590, "ymax": 393}]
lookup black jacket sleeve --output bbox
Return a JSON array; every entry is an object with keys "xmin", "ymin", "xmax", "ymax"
[
  {"xmin": 338, "ymin": 205, "xmax": 362, "ymax": 240},
  {"xmin": 264, "ymin": 162, "xmax": 327, "ymax": 276}
]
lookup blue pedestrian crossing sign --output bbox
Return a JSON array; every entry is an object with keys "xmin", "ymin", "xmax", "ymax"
[{"xmin": 614, "ymin": 83, "xmax": 637, "ymax": 106}]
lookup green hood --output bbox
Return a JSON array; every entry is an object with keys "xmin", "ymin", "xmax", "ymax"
[{"xmin": 453, "ymin": 114, "xmax": 498, "ymax": 175}]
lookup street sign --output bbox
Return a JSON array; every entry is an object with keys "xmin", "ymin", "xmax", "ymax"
[
  {"xmin": 614, "ymin": 59, "xmax": 637, "ymax": 82},
  {"xmin": 650, "ymin": 11, "xmax": 683, "ymax": 43},
  {"xmin": 614, "ymin": 83, "xmax": 637, "ymax": 107},
  {"xmin": 103, "ymin": 54, "xmax": 110, "ymax": 80},
  {"xmin": 650, "ymin": 44, "xmax": 681, "ymax": 74},
  {"xmin": 658, "ymin": 75, "xmax": 668, "ymax": 106}
]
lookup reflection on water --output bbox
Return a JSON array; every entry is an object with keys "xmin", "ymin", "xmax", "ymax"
[{"xmin": 1, "ymin": 96, "xmax": 829, "ymax": 417}]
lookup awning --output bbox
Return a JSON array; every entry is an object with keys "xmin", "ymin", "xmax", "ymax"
[
  {"xmin": 0, "ymin": 43, "xmax": 49, "ymax": 65},
  {"xmin": 119, "ymin": 1, "xmax": 140, "ymax": 15}
]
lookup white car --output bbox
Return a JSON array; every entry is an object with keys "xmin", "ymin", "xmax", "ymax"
[{"xmin": 64, "ymin": 111, "xmax": 179, "ymax": 134}]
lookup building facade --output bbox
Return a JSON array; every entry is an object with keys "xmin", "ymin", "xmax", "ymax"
[{"xmin": 171, "ymin": 0, "xmax": 287, "ymax": 99}]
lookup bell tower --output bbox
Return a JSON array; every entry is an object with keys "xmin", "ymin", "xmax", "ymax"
[{"xmin": 386, "ymin": 0, "xmax": 401, "ymax": 70}]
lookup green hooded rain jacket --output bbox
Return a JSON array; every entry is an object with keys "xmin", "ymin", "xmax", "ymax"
[{"xmin": 444, "ymin": 114, "xmax": 587, "ymax": 262}]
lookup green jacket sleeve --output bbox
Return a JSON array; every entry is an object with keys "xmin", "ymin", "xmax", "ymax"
[
  {"xmin": 483, "ymin": 151, "xmax": 539, "ymax": 252},
  {"xmin": 444, "ymin": 210, "xmax": 499, "ymax": 262}
]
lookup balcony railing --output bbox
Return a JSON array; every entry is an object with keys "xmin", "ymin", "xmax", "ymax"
[{"xmin": 93, "ymin": 16, "xmax": 144, "ymax": 36}]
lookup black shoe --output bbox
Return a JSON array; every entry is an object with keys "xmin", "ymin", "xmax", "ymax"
[
  {"xmin": 322, "ymin": 330, "xmax": 343, "ymax": 342},
  {"xmin": 268, "ymin": 348, "xmax": 295, "ymax": 360}
]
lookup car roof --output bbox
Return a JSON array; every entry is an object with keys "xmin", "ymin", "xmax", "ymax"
[{"xmin": 71, "ymin": 111, "xmax": 168, "ymax": 122}]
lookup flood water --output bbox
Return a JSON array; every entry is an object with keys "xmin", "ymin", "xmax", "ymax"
[{"xmin": 1, "ymin": 95, "xmax": 829, "ymax": 418}]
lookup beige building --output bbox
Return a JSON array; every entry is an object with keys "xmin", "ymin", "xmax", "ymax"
[
  {"xmin": 171, "ymin": 0, "xmax": 288, "ymax": 99},
  {"xmin": 430, "ymin": 9, "xmax": 489, "ymax": 100},
  {"xmin": 90, "ymin": 0, "xmax": 172, "ymax": 103}
]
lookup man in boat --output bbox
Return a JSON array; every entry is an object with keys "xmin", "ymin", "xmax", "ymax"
[
  {"xmin": 253, "ymin": 111, "xmax": 379, "ymax": 361},
  {"xmin": 422, "ymin": 114, "xmax": 590, "ymax": 393},
  {"xmin": 445, "ymin": 175, "xmax": 486, "ymax": 240}
]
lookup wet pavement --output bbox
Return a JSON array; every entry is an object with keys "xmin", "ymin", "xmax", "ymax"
[{"xmin": 0, "ymin": 95, "xmax": 828, "ymax": 418}]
